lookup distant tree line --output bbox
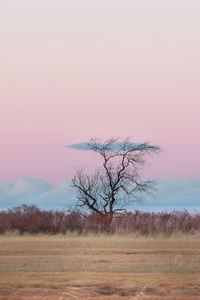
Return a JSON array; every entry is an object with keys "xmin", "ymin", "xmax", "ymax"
[{"xmin": 0, "ymin": 204, "xmax": 199, "ymax": 236}]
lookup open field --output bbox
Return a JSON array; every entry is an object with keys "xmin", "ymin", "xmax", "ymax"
[{"xmin": 0, "ymin": 234, "xmax": 200, "ymax": 299}]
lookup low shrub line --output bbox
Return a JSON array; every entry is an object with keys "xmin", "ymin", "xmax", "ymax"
[{"xmin": 0, "ymin": 204, "xmax": 199, "ymax": 235}]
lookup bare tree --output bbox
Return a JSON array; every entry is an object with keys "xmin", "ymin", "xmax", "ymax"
[{"xmin": 71, "ymin": 137, "xmax": 159, "ymax": 229}]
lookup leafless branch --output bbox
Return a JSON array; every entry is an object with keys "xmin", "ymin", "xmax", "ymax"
[{"xmin": 71, "ymin": 137, "xmax": 160, "ymax": 228}]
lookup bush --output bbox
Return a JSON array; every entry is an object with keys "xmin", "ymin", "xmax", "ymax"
[{"xmin": 0, "ymin": 205, "xmax": 199, "ymax": 236}]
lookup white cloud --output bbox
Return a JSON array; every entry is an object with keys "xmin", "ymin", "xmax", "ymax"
[
  {"xmin": 0, "ymin": 178, "xmax": 75, "ymax": 210},
  {"xmin": 0, "ymin": 178, "xmax": 199, "ymax": 212},
  {"xmin": 140, "ymin": 179, "xmax": 200, "ymax": 212},
  {"xmin": 0, "ymin": 178, "xmax": 50, "ymax": 199}
]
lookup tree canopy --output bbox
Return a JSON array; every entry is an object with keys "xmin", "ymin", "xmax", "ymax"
[{"xmin": 71, "ymin": 137, "xmax": 160, "ymax": 228}]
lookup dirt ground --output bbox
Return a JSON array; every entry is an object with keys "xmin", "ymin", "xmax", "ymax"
[{"xmin": 0, "ymin": 234, "xmax": 200, "ymax": 299}]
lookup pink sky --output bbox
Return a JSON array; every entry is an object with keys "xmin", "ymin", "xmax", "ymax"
[{"xmin": 0, "ymin": 0, "xmax": 200, "ymax": 184}]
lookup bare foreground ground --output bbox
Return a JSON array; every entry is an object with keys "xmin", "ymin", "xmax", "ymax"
[{"xmin": 0, "ymin": 234, "xmax": 200, "ymax": 300}]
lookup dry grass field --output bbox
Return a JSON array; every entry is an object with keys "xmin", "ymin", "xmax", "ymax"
[{"xmin": 0, "ymin": 234, "xmax": 200, "ymax": 299}]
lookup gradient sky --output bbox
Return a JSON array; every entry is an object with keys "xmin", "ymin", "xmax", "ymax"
[{"xmin": 1, "ymin": 0, "xmax": 200, "ymax": 185}]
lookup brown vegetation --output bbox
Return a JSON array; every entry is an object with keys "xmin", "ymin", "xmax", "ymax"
[
  {"xmin": 0, "ymin": 204, "xmax": 199, "ymax": 236},
  {"xmin": 0, "ymin": 235, "xmax": 200, "ymax": 299}
]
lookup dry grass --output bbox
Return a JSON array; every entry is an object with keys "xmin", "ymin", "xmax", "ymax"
[{"xmin": 0, "ymin": 234, "xmax": 200, "ymax": 299}]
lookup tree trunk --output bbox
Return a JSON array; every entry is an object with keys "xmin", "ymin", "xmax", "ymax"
[{"xmin": 100, "ymin": 212, "xmax": 113, "ymax": 231}]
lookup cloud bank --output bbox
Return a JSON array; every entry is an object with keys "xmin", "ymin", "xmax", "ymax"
[
  {"xmin": 0, "ymin": 178, "xmax": 75, "ymax": 210},
  {"xmin": 67, "ymin": 142, "xmax": 159, "ymax": 151},
  {"xmin": 0, "ymin": 178, "xmax": 199, "ymax": 212}
]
